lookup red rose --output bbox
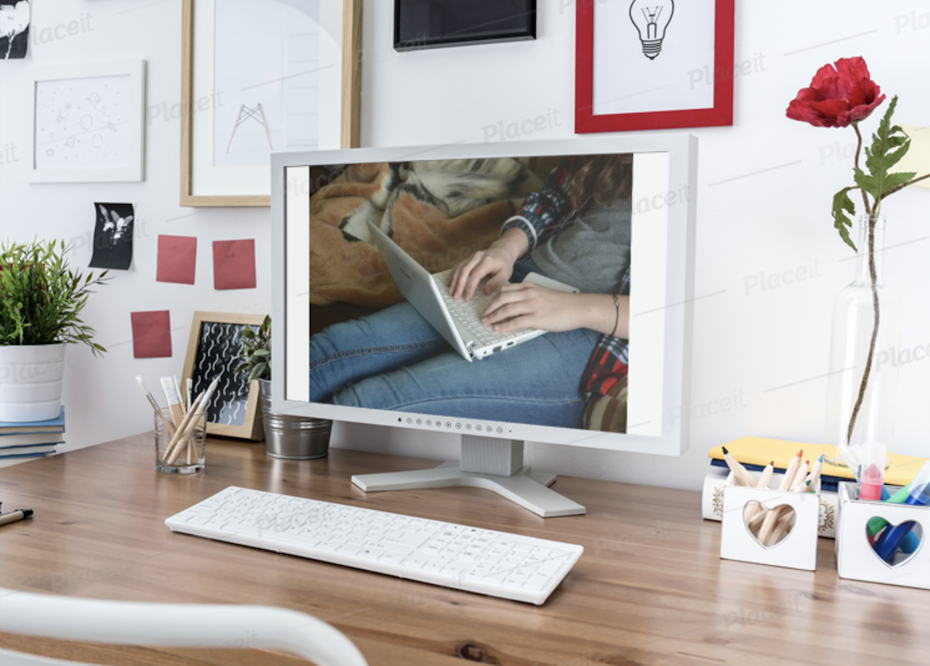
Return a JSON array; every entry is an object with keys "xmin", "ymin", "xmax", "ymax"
[{"xmin": 786, "ymin": 57, "xmax": 885, "ymax": 128}]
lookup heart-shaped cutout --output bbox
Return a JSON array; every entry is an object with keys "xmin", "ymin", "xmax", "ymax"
[
  {"xmin": 866, "ymin": 518, "xmax": 924, "ymax": 567},
  {"xmin": 743, "ymin": 500, "xmax": 797, "ymax": 549}
]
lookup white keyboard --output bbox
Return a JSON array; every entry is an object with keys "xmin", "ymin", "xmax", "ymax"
[
  {"xmin": 433, "ymin": 271, "xmax": 527, "ymax": 346},
  {"xmin": 165, "ymin": 486, "xmax": 583, "ymax": 605}
]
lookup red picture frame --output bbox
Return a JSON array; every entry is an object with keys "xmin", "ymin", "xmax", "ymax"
[{"xmin": 575, "ymin": 0, "xmax": 734, "ymax": 133}]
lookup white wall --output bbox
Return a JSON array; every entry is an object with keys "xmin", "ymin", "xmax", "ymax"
[{"xmin": 1, "ymin": 1, "xmax": 928, "ymax": 490}]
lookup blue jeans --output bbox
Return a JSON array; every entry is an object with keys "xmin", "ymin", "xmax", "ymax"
[{"xmin": 309, "ymin": 302, "xmax": 598, "ymax": 429}]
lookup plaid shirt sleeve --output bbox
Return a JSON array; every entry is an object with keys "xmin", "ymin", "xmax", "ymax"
[
  {"xmin": 580, "ymin": 267, "xmax": 630, "ymax": 398},
  {"xmin": 500, "ymin": 157, "xmax": 574, "ymax": 251},
  {"xmin": 502, "ymin": 156, "xmax": 630, "ymax": 399}
]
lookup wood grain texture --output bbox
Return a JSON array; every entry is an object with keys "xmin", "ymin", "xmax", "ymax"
[
  {"xmin": 341, "ymin": 0, "xmax": 363, "ymax": 149},
  {"xmin": 1, "ymin": 435, "xmax": 929, "ymax": 665}
]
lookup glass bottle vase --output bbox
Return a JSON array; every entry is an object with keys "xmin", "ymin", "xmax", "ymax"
[{"xmin": 823, "ymin": 215, "xmax": 901, "ymax": 466}]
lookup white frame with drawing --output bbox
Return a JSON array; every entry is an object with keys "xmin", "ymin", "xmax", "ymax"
[{"xmin": 27, "ymin": 59, "xmax": 146, "ymax": 183}]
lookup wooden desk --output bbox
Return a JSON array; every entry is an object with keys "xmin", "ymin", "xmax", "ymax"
[{"xmin": 1, "ymin": 434, "xmax": 928, "ymax": 666}]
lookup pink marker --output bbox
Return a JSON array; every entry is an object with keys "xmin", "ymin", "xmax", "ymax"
[{"xmin": 859, "ymin": 463, "xmax": 884, "ymax": 501}]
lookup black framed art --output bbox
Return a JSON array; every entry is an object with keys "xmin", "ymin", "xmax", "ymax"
[{"xmin": 394, "ymin": 0, "xmax": 535, "ymax": 51}]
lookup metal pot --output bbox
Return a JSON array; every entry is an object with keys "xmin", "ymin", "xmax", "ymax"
[{"xmin": 257, "ymin": 379, "xmax": 331, "ymax": 459}]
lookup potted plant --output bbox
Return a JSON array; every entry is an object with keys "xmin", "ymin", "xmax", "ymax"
[
  {"xmin": 235, "ymin": 315, "xmax": 331, "ymax": 459},
  {"xmin": 0, "ymin": 239, "xmax": 109, "ymax": 422}
]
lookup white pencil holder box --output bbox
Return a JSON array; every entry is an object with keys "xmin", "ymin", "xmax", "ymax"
[
  {"xmin": 835, "ymin": 483, "xmax": 929, "ymax": 589},
  {"xmin": 719, "ymin": 473, "xmax": 820, "ymax": 571}
]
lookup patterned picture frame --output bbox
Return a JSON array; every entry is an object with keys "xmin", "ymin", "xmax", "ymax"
[{"xmin": 181, "ymin": 311, "xmax": 266, "ymax": 440}]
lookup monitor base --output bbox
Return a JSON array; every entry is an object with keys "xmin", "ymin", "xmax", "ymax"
[{"xmin": 351, "ymin": 461, "xmax": 586, "ymax": 518}]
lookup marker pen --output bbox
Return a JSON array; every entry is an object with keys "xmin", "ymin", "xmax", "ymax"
[
  {"xmin": 0, "ymin": 509, "xmax": 34, "ymax": 527},
  {"xmin": 871, "ymin": 462, "xmax": 930, "ymax": 563},
  {"xmin": 858, "ymin": 445, "xmax": 886, "ymax": 501}
]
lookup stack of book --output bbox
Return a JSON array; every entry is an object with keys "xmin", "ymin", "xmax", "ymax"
[
  {"xmin": 701, "ymin": 436, "xmax": 928, "ymax": 539},
  {"xmin": 0, "ymin": 407, "xmax": 66, "ymax": 460}
]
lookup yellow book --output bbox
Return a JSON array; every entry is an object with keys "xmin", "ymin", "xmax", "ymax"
[{"xmin": 709, "ymin": 437, "xmax": 928, "ymax": 487}]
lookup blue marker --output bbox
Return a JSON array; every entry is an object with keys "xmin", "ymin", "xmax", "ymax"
[{"xmin": 871, "ymin": 462, "xmax": 930, "ymax": 563}]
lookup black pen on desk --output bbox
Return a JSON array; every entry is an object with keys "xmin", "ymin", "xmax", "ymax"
[{"xmin": 0, "ymin": 509, "xmax": 34, "ymax": 527}]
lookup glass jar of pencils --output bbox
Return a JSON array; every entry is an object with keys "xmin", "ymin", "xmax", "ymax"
[{"xmin": 154, "ymin": 407, "xmax": 206, "ymax": 474}]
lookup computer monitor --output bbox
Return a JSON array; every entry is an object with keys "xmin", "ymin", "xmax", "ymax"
[{"xmin": 272, "ymin": 135, "xmax": 697, "ymax": 517}]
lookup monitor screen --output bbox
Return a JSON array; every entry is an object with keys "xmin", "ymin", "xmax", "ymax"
[{"xmin": 273, "ymin": 136, "xmax": 696, "ymax": 461}]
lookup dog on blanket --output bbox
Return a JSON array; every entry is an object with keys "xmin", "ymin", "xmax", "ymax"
[{"xmin": 338, "ymin": 158, "xmax": 538, "ymax": 244}]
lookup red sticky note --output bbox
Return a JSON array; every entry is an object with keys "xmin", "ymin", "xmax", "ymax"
[
  {"xmin": 131, "ymin": 311, "xmax": 172, "ymax": 358},
  {"xmin": 156, "ymin": 235, "xmax": 197, "ymax": 284},
  {"xmin": 213, "ymin": 239, "xmax": 256, "ymax": 290}
]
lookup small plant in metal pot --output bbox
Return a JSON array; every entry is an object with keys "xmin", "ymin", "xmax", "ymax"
[{"xmin": 234, "ymin": 316, "xmax": 330, "ymax": 459}]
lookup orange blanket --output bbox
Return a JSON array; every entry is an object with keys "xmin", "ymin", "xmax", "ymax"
[{"xmin": 309, "ymin": 161, "xmax": 540, "ymax": 308}]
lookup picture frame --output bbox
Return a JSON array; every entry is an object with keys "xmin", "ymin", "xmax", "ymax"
[
  {"xmin": 180, "ymin": 0, "xmax": 363, "ymax": 207},
  {"xmin": 28, "ymin": 59, "xmax": 146, "ymax": 183},
  {"xmin": 575, "ymin": 0, "xmax": 734, "ymax": 133},
  {"xmin": 393, "ymin": 0, "xmax": 536, "ymax": 51},
  {"xmin": 181, "ymin": 311, "xmax": 266, "ymax": 440}
]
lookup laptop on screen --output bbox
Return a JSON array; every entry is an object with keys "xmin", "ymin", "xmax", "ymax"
[{"xmin": 366, "ymin": 219, "xmax": 578, "ymax": 362}]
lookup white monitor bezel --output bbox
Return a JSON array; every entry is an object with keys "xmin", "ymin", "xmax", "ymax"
[{"xmin": 272, "ymin": 134, "xmax": 697, "ymax": 456}]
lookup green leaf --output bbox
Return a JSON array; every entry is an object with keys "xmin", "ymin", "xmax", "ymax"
[
  {"xmin": 832, "ymin": 187, "xmax": 858, "ymax": 251},
  {"xmin": 859, "ymin": 96, "xmax": 916, "ymax": 203}
]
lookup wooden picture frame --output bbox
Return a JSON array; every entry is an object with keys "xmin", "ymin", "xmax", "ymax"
[
  {"xmin": 28, "ymin": 60, "xmax": 146, "ymax": 183},
  {"xmin": 181, "ymin": 311, "xmax": 266, "ymax": 440},
  {"xmin": 575, "ymin": 0, "xmax": 733, "ymax": 133},
  {"xmin": 180, "ymin": 0, "xmax": 362, "ymax": 207}
]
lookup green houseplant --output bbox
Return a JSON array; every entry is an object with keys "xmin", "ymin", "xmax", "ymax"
[
  {"xmin": 0, "ymin": 239, "xmax": 109, "ymax": 422},
  {"xmin": 235, "ymin": 315, "xmax": 331, "ymax": 459}
]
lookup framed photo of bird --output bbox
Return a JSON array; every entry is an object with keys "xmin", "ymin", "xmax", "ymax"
[
  {"xmin": 575, "ymin": 0, "xmax": 733, "ymax": 133},
  {"xmin": 27, "ymin": 59, "xmax": 146, "ymax": 182}
]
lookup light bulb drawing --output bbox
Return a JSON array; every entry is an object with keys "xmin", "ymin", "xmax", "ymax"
[{"xmin": 629, "ymin": 0, "xmax": 675, "ymax": 60}]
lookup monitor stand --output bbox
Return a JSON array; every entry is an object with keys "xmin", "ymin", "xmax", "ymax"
[{"xmin": 351, "ymin": 435, "xmax": 585, "ymax": 518}]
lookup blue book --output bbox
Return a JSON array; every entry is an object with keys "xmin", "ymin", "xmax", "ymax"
[
  {"xmin": 0, "ymin": 406, "xmax": 66, "ymax": 435},
  {"xmin": 0, "ymin": 451, "xmax": 51, "ymax": 460},
  {"xmin": 0, "ymin": 443, "xmax": 56, "ymax": 458}
]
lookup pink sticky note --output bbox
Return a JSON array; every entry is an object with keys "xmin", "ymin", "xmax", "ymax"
[
  {"xmin": 213, "ymin": 239, "xmax": 256, "ymax": 290},
  {"xmin": 131, "ymin": 311, "xmax": 172, "ymax": 359},
  {"xmin": 156, "ymin": 235, "xmax": 197, "ymax": 284}
]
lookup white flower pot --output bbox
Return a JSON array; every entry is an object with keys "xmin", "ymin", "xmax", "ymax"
[{"xmin": 0, "ymin": 344, "xmax": 66, "ymax": 422}]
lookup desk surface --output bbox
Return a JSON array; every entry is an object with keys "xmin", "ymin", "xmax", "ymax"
[{"xmin": 1, "ymin": 434, "xmax": 928, "ymax": 666}]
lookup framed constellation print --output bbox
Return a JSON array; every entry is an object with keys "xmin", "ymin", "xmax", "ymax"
[
  {"xmin": 28, "ymin": 60, "xmax": 146, "ymax": 183},
  {"xmin": 575, "ymin": 0, "xmax": 733, "ymax": 133},
  {"xmin": 180, "ymin": 0, "xmax": 362, "ymax": 207},
  {"xmin": 181, "ymin": 311, "xmax": 266, "ymax": 440}
]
